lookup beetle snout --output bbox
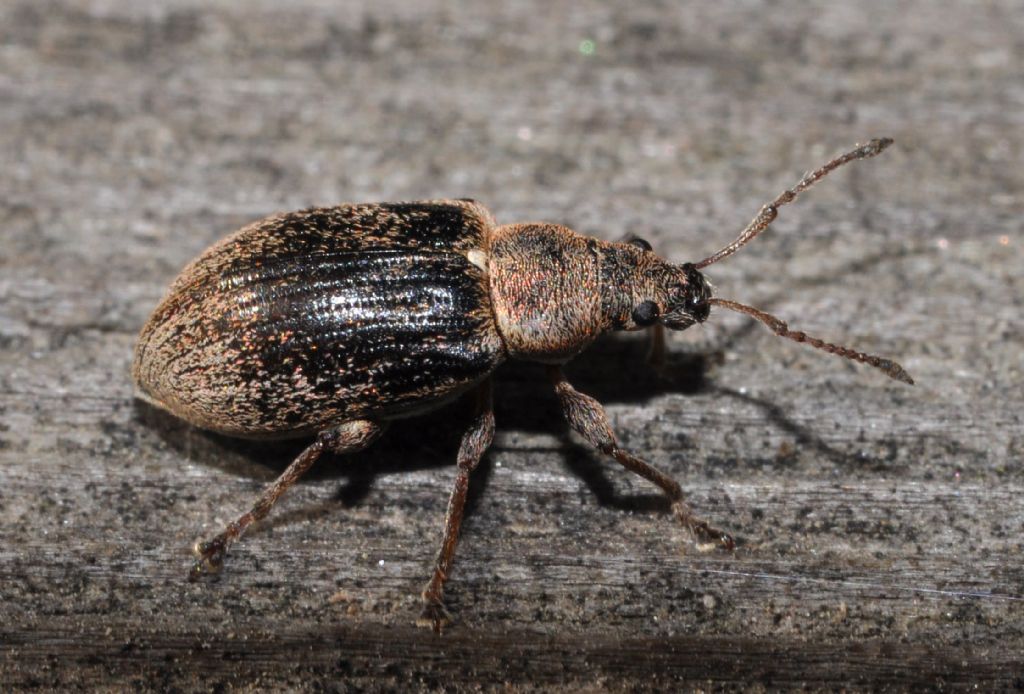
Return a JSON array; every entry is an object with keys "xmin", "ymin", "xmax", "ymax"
[
  {"xmin": 679, "ymin": 263, "xmax": 712, "ymax": 323},
  {"xmin": 691, "ymin": 298, "xmax": 710, "ymax": 323}
]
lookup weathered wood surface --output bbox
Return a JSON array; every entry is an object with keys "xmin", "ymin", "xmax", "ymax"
[{"xmin": 1, "ymin": 1, "xmax": 1021, "ymax": 690}]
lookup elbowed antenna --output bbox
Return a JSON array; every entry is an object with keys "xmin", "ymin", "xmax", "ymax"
[
  {"xmin": 695, "ymin": 138, "xmax": 894, "ymax": 270},
  {"xmin": 710, "ymin": 298, "xmax": 913, "ymax": 384}
]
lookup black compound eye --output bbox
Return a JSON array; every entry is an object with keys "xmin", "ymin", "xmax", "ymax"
[
  {"xmin": 626, "ymin": 236, "xmax": 653, "ymax": 252},
  {"xmin": 632, "ymin": 300, "xmax": 660, "ymax": 327}
]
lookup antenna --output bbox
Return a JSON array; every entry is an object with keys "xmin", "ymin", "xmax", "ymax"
[
  {"xmin": 695, "ymin": 138, "xmax": 893, "ymax": 270},
  {"xmin": 709, "ymin": 298, "xmax": 913, "ymax": 384}
]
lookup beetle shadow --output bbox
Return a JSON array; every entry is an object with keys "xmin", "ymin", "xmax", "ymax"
[
  {"xmin": 495, "ymin": 333, "xmax": 715, "ymax": 424},
  {"xmin": 136, "ymin": 395, "xmax": 507, "ymax": 535},
  {"xmin": 136, "ymin": 397, "xmax": 473, "ymax": 488}
]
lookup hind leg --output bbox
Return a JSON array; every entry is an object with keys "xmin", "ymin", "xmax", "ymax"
[{"xmin": 189, "ymin": 419, "xmax": 385, "ymax": 581}]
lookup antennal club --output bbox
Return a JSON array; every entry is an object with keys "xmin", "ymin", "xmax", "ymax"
[
  {"xmin": 709, "ymin": 298, "xmax": 913, "ymax": 384},
  {"xmin": 695, "ymin": 138, "xmax": 893, "ymax": 270}
]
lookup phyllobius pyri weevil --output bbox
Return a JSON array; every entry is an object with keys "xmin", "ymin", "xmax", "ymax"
[{"xmin": 134, "ymin": 138, "xmax": 912, "ymax": 631}]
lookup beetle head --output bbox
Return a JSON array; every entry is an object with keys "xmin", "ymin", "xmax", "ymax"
[{"xmin": 600, "ymin": 240, "xmax": 713, "ymax": 333}]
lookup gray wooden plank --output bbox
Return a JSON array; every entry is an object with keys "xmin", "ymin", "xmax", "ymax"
[{"xmin": 2, "ymin": 0, "xmax": 1022, "ymax": 689}]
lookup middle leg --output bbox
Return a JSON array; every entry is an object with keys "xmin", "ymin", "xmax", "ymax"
[{"xmin": 417, "ymin": 378, "xmax": 495, "ymax": 632}]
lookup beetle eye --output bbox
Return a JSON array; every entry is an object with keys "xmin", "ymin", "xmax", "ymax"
[
  {"xmin": 631, "ymin": 300, "xmax": 660, "ymax": 326},
  {"xmin": 626, "ymin": 236, "xmax": 653, "ymax": 252}
]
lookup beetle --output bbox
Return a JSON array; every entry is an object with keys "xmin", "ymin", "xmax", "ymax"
[{"xmin": 133, "ymin": 138, "xmax": 911, "ymax": 631}]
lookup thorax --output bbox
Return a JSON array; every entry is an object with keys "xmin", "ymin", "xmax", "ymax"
[{"xmin": 487, "ymin": 223, "xmax": 603, "ymax": 363}]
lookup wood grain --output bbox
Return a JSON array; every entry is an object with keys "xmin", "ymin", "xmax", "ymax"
[{"xmin": 2, "ymin": 0, "xmax": 1022, "ymax": 689}]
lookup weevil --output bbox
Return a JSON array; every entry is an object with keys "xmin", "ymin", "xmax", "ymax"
[{"xmin": 134, "ymin": 138, "xmax": 912, "ymax": 631}]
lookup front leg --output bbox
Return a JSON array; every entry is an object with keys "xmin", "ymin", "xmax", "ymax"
[
  {"xmin": 548, "ymin": 366, "xmax": 734, "ymax": 551},
  {"xmin": 417, "ymin": 379, "xmax": 495, "ymax": 633}
]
